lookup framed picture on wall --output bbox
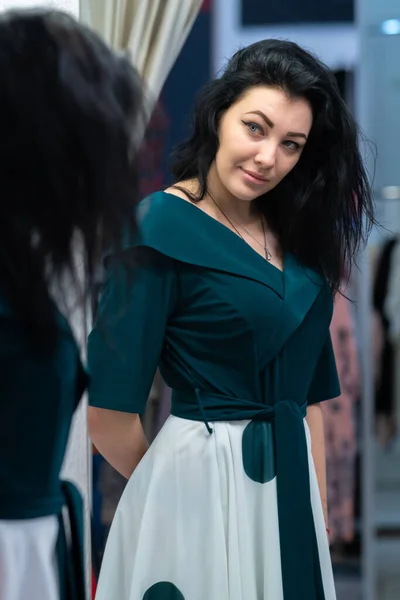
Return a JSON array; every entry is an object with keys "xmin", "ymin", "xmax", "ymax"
[{"xmin": 241, "ymin": 0, "xmax": 354, "ymax": 26}]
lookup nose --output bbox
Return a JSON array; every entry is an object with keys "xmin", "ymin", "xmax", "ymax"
[{"xmin": 255, "ymin": 140, "xmax": 277, "ymax": 169}]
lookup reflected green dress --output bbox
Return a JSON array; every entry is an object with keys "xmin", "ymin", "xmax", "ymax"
[
  {"xmin": 88, "ymin": 191, "xmax": 340, "ymax": 600},
  {"xmin": 0, "ymin": 300, "xmax": 87, "ymax": 600}
]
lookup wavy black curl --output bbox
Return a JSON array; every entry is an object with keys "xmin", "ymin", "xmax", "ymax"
[
  {"xmin": 0, "ymin": 9, "xmax": 143, "ymax": 348},
  {"xmin": 171, "ymin": 39, "xmax": 375, "ymax": 294}
]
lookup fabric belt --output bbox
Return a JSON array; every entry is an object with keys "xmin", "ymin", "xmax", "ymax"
[
  {"xmin": 57, "ymin": 480, "xmax": 86, "ymax": 600},
  {"xmin": 171, "ymin": 388, "xmax": 325, "ymax": 600}
]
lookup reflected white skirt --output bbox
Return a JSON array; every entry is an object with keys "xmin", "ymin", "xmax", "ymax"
[
  {"xmin": 96, "ymin": 416, "xmax": 336, "ymax": 600},
  {"xmin": 0, "ymin": 515, "xmax": 59, "ymax": 600}
]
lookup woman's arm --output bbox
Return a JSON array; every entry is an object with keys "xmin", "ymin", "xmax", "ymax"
[
  {"xmin": 87, "ymin": 248, "xmax": 177, "ymax": 479},
  {"xmin": 306, "ymin": 402, "xmax": 328, "ymax": 529},
  {"xmin": 88, "ymin": 407, "xmax": 148, "ymax": 479}
]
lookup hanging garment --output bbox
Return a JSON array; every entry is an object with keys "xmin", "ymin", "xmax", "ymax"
[
  {"xmin": 384, "ymin": 239, "xmax": 400, "ymax": 343},
  {"xmin": 88, "ymin": 191, "xmax": 340, "ymax": 600},
  {"xmin": 383, "ymin": 239, "xmax": 400, "ymax": 438},
  {"xmin": 373, "ymin": 237, "xmax": 398, "ymax": 416},
  {"xmin": 322, "ymin": 292, "xmax": 359, "ymax": 545}
]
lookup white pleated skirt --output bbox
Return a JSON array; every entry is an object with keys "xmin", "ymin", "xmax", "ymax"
[
  {"xmin": 96, "ymin": 416, "xmax": 336, "ymax": 600},
  {"xmin": 0, "ymin": 515, "xmax": 59, "ymax": 600}
]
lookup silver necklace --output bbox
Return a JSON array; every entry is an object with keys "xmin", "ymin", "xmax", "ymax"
[
  {"xmin": 208, "ymin": 192, "xmax": 272, "ymax": 261},
  {"xmin": 243, "ymin": 220, "xmax": 272, "ymax": 261}
]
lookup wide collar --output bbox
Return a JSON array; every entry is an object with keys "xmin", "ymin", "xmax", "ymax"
[
  {"xmin": 131, "ymin": 191, "xmax": 326, "ymax": 333},
  {"xmin": 134, "ymin": 191, "xmax": 286, "ymax": 294}
]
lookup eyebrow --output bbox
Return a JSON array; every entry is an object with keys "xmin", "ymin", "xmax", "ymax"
[{"xmin": 244, "ymin": 110, "xmax": 308, "ymax": 141}]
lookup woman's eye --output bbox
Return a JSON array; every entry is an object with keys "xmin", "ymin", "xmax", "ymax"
[
  {"xmin": 284, "ymin": 140, "xmax": 300, "ymax": 151},
  {"xmin": 242, "ymin": 120, "xmax": 262, "ymax": 135}
]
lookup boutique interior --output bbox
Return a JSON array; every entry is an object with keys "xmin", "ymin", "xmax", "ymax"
[
  {"xmin": 91, "ymin": 2, "xmax": 400, "ymax": 597},
  {"xmin": 5, "ymin": 0, "xmax": 400, "ymax": 599}
]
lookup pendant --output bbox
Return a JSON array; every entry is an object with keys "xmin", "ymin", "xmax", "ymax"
[{"xmin": 266, "ymin": 250, "xmax": 272, "ymax": 261}]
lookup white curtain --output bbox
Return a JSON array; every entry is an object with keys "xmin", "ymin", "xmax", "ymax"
[
  {"xmin": 80, "ymin": 0, "xmax": 203, "ymax": 113},
  {"xmin": 0, "ymin": 0, "xmax": 79, "ymax": 14}
]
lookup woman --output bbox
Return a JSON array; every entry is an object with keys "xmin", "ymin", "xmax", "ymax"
[
  {"xmin": 0, "ymin": 8, "xmax": 142, "ymax": 600},
  {"xmin": 88, "ymin": 40, "xmax": 374, "ymax": 600}
]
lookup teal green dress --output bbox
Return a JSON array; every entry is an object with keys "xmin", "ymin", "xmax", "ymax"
[
  {"xmin": 88, "ymin": 191, "xmax": 340, "ymax": 600},
  {"xmin": 0, "ymin": 299, "xmax": 87, "ymax": 600}
]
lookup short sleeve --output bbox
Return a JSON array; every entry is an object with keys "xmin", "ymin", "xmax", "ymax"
[
  {"xmin": 307, "ymin": 332, "xmax": 341, "ymax": 405},
  {"xmin": 87, "ymin": 247, "xmax": 176, "ymax": 414}
]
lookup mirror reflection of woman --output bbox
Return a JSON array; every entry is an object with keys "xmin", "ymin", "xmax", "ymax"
[
  {"xmin": 89, "ymin": 40, "xmax": 374, "ymax": 600},
  {"xmin": 0, "ymin": 9, "xmax": 143, "ymax": 600}
]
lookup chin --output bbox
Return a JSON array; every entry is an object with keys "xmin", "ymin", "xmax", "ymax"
[
  {"xmin": 237, "ymin": 194, "xmax": 256, "ymax": 203},
  {"xmin": 224, "ymin": 183, "xmax": 255, "ymax": 202},
  {"xmin": 231, "ymin": 186, "xmax": 268, "ymax": 202}
]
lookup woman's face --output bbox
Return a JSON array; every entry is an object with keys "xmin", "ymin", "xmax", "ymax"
[{"xmin": 213, "ymin": 85, "xmax": 313, "ymax": 201}]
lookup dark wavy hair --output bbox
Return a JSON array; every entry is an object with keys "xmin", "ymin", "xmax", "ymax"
[
  {"xmin": 172, "ymin": 39, "xmax": 375, "ymax": 293},
  {"xmin": 0, "ymin": 9, "xmax": 143, "ymax": 347}
]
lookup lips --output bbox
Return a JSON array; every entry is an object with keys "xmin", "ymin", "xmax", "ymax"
[{"xmin": 241, "ymin": 168, "xmax": 269, "ymax": 183}]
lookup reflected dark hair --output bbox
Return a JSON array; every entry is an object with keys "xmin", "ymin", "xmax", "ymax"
[
  {"xmin": 0, "ymin": 9, "xmax": 143, "ymax": 347},
  {"xmin": 172, "ymin": 39, "xmax": 375, "ymax": 293}
]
